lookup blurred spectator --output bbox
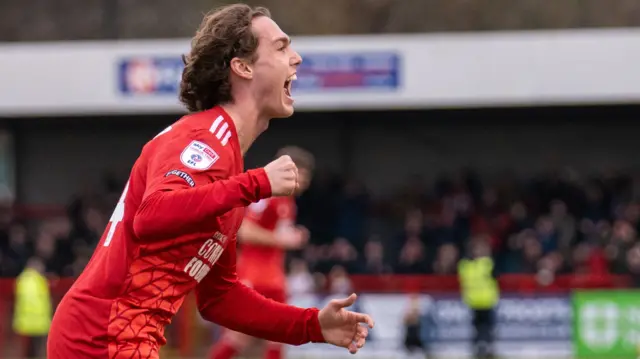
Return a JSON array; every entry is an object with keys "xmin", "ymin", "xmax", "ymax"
[
  {"xmin": 361, "ymin": 238, "xmax": 392, "ymax": 274},
  {"xmin": 2, "ymin": 223, "xmax": 31, "ymax": 277},
  {"xmin": 13, "ymin": 257, "xmax": 51, "ymax": 359},
  {"xmin": 403, "ymin": 294, "xmax": 426, "ymax": 357},
  {"xmin": 301, "ymin": 243, "xmax": 326, "ymax": 272},
  {"xmin": 570, "ymin": 242, "xmax": 608, "ymax": 275},
  {"xmin": 70, "ymin": 205, "xmax": 106, "ymax": 247},
  {"xmin": 395, "ymin": 238, "xmax": 429, "ymax": 274},
  {"xmin": 328, "ymin": 265, "xmax": 352, "ymax": 294},
  {"xmin": 550, "ymin": 199, "xmax": 576, "ymax": 250},
  {"xmin": 471, "ymin": 188, "xmax": 511, "ymax": 250},
  {"xmin": 606, "ymin": 220, "xmax": 637, "ymax": 274},
  {"xmin": 458, "ymin": 240, "xmax": 498, "ymax": 359},
  {"xmin": 63, "ymin": 244, "xmax": 91, "ymax": 277},
  {"xmin": 535, "ymin": 216, "xmax": 558, "ymax": 254},
  {"xmin": 622, "ymin": 202, "xmax": 640, "ymax": 232},
  {"xmin": 431, "ymin": 205, "xmax": 467, "ymax": 250},
  {"xmin": 327, "ymin": 237, "xmax": 361, "ymax": 274},
  {"xmin": 508, "ymin": 201, "xmax": 532, "ymax": 234},
  {"xmin": 334, "ymin": 178, "xmax": 370, "ymax": 250},
  {"xmin": 312, "ymin": 272, "xmax": 327, "ymax": 293},
  {"xmin": 536, "ymin": 252, "xmax": 563, "ymax": 286},
  {"xmin": 394, "ymin": 209, "xmax": 425, "ymax": 256},
  {"xmin": 432, "ymin": 243, "xmax": 458, "ymax": 275},
  {"xmin": 0, "ymin": 183, "xmax": 14, "ymax": 220},
  {"xmin": 34, "ymin": 232, "xmax": 56, "ymax": 274},
  {"xmin": 43, "ymin": 217, "xmax": 74, "ymax": 275},
  {"xmin": 517, "ymin": 230, "xmax": 543, "ymax": 273},
  {"xmin": 625, "ymin": 243, "xmax": 640, "ymax": 287},
  {"xmin": 0, "ymin": 183, "xmax": 15, "ymax": 251},
  {"xmin": 582, "ymin": 182, "xmax": 609, "ymax": 221},
  {"xmin": 287, "ymin": 258, "xmax": 315, "ymax": 296}
]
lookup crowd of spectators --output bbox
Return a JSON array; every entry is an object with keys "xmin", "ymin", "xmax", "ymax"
[
  {"xmin": 2, "ymin": 168, "xmax": 640, "ymax": 290},
  {"xmin": 295, "ymin": 169, "xmax": 640, "ymax": 281}
]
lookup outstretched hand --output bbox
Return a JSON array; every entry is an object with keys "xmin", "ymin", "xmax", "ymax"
[{"xmin": 318, "ymin": 293, "xmax": 375, "ymax": 354}]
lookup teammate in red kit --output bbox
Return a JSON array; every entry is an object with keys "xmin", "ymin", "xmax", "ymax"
[
  {"xmin": 47, "ymin": 4, "xmax": 373, "ymax": 359},
  {"xmin": 209, "ymin": 146, "xmax": 314, "ymax": 359}
]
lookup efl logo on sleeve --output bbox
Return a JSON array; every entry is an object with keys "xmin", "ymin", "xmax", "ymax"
[{"xmin": 180, "ymin": 141, "xmax": 220, "ymax": 170}]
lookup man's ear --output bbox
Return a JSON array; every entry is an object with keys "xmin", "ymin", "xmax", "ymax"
[{"xmin": 230, "ymin": 57, "xmax": 253, "ymax": 80}]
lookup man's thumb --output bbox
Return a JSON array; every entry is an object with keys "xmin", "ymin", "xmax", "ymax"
[{"xmin": 330, "ymin": 293, "xmax": 357, "ymax": 309}]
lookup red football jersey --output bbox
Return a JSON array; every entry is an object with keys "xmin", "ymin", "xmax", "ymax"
[
  {"xmin": 47, "ymin": 108, "xmax": 324, "ymax": 359},
  {"xmin": 237, "ymin": 196, "xmax": 296, "ymax": 291}
]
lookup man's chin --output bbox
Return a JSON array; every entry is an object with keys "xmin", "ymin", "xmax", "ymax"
[
  {"xmin": 282, "ymin": 106, "xmax": 295, "ymax": 118},
  {"xmin": 272, "ymin": 104, "xmax": 295, "ymax": 118}
]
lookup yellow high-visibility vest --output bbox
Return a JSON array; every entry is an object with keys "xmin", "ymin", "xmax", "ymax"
[
  {"xmin": 458, "ymin": 257, "xmax": 499, "ymax": 309},
  {"xmin": 13, "ymin": 268, "xmax": 52, "ymax": 336}
]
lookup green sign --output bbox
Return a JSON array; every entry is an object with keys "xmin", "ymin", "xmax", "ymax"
[{"xmin": 574, "ymin": 291, "xmax": 640, "ymax": 358}]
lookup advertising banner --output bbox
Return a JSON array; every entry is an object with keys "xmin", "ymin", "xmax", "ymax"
[
  {"xmin": 287, "ymin": 293, "xmax": 410, "ymax": 358},
  {"xmin": 287, "ymin": 293, "xmax": 572, "ymax": 358},
  {"xmin": 425, "ymin": 294, "xmax": 572, "ymax": 357},
  {"xmin": 118, "ymin": 56, "xmax": 184, "ymax": 96},
  {"xmin": 574, "ymin": 290, "xmax": 640, "ymax": 359},
  {"xmin": 3, "ymin": 29, "xmax": 640, "ymax": 115},
  {"xmin": 118, "ymin": 52, "xmax": 401, "ymax": 98},
  {"xmin": 293, "ymin": 52, "xmax": 400, "ymax": 92}
]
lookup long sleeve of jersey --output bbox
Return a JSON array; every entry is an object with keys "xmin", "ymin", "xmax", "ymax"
[
  {"xmin": 196, "ymin": 243, "xmax": 325, "ymax": 345},
  {"xmin": 134, "ymin": 169, "xmax": 271, "ymax": 241},
  {"xmin": 133, "ymin": 130, "xmax": 272, "ymax": 242}
]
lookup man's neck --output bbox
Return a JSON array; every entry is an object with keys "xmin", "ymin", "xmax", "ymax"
[{"xmin": 221, "ymin": 103, "xmax": 269, "ymax": 155}]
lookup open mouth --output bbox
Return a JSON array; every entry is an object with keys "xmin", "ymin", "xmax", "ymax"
[{"xmin": 284, "ymin": 73, "xmax": 297, "ymax": 97}]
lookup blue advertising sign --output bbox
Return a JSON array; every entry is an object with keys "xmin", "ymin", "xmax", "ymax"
[
  {"xmin": 293, "ymin": 52, "xmax": 401, "ymax": 92},
  {"xmin": 117, "ymin": 52, "xmax": 401, "ymax": 96},
  {"xmin": 118, "ymin": 57, "xmax": 183, "ymax": 95}
]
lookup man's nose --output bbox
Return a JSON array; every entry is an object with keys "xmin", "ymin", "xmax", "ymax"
[{"xmin": 291, "ymin": 51, "xmax": 302, "ymax": 67}]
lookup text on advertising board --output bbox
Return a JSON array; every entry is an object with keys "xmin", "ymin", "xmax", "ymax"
[{"xmin": 293, "ymin": 52, "xmax": 400, "ymax": 92}]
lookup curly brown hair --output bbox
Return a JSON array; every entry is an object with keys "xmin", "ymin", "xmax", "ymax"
[{"xmin": 179, "ymin": 4, "xmax": 271, "ymax": 112}]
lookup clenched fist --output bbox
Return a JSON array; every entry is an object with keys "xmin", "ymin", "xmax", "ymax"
[{"xmin": 264, "ymin": 155, "xmax": 298, "ymax": 197}]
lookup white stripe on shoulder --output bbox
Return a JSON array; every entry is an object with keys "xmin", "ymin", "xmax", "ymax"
[
  {"xmin": 216, "ymin": 122, "xmax": 229, "ymax": 140},
  {"xmin": 209, "ymin": 115, "xmax": 224, "ymax": 134},
  {"xmin": 209, "ymin": 115, "xmax": 232, "ymax": 146},
  {"xmin": 221, "ymin": 130, "xmax": 232, "ymax": 146}
]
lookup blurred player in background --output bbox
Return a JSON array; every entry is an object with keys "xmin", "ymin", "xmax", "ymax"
[
  {"xmin": 403, "ymin": 294, "xmax": 427, "ymax": 359},
  {"xmin": 47, "ymin": 4, "xmax": 373, "ymax": 359},
  {"xmin": 210, "ymin": 146, "xmax": 314, "ymax": 359}
]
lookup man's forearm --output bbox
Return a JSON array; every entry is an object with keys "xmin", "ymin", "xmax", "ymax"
[
  {"xmin": 198, "ymin": 282, "xmax": 325, "ymax": 345},
  {"xmin": 133, "ymin": 169, "xmax": 271, "ymax": 242}
]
